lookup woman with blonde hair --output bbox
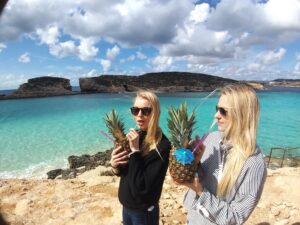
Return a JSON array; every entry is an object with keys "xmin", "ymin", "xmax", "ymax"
[
  {"xmin": 181, "ymin": 83, "xmax": 267, "ymax": 225},
  {"xmin": 110, "ymin": 90, "xmax": 171, "ymax": 225}
]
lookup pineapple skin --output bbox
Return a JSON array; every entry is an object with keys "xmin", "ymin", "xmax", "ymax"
[{"xmin": 169, "ymin": 148, "xmax": 198, "ymax": 183}]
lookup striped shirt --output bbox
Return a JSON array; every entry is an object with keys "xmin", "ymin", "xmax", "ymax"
[{"xmin": 183, "ymin": 131, "xmax": 267, "ymax": 225}]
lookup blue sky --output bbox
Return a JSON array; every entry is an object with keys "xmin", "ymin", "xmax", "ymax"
[{"xmin": 1, "ymin": 0, "xmax": 300, "ymax": 90}]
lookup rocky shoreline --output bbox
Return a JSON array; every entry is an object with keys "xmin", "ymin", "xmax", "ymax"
[
  {"xmin": 1, "ymin": 72, "xmax": 299, "ymax": 100},
  {"xmin": 0, "ymin": 163, "xmax": 299, "ymax": 225},
  {"xmin": 1, "ymin": 148, "xmax": 300, "ymax": 224}
]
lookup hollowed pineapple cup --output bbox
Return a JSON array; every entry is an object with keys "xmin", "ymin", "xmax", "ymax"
[
  {"xmin": 169, "ymin": 148, "xmax": 198, "ymax": 183},
  {"xmin": 115, "ymin": 137, "xmax": 131, "ymax": 153}
]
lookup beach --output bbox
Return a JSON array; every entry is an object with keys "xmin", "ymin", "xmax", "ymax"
[{"xmin": 1, "ymin": 165, "xmax": 299, "ymax": 225}]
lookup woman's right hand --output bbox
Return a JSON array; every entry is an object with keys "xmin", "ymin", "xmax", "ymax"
[
  {"xmin": 189, "ymin": 135, "xmax": 205, "ymax": 164},
  {"xmin": 110, "ymin": 146, "xmax": 129, "ymax": 168}
]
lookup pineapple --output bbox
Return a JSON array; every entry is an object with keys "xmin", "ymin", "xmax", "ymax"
[
  {"xmin": 167, "ymin": 103, "xmax": 198, "ymax": 183},
  {"xmin": 104, "ymin": 109, "xmax": 131, "ymax": 153}
]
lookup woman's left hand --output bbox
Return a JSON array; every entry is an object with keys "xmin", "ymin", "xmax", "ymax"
[{"xmin": 126, "ymin": 128, "xmax": 140, "ymax": 152}]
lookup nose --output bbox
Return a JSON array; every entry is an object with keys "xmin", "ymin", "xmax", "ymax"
[
  {"xmin": 137, "ymin": 109, "xmax": 143, "ymax": 117},
  {"xmin": 214, "ymin": 111, "xmax": 221, "ymax": 120}
]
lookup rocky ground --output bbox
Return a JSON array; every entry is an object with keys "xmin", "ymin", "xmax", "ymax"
[{"xmin": 0, "ymin": 166, "xmax": 300, "ymax": 225}]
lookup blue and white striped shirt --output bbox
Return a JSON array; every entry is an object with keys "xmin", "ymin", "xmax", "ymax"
[{"xmin": 183, "ymin": 131, "xmax": 267, "ymax": 225}]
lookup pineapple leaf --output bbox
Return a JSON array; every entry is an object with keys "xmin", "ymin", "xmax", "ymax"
[
  {"xmin": 167, "ymin": 103, "xmax": 196, "ymax": 149},
  {"xmin": 103, "ymin": 109, "xmax": 126, "ymax": 141}
]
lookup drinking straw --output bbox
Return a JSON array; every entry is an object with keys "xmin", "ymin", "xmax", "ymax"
[
  {"xmin": 99, "ymin": 130, "xmax": 115, "ymax": 143},
  {"xmin": 192, "ymin": 133, "xmax": 209, "ymax": 154}
]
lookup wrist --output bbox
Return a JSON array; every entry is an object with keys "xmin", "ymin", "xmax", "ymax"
[
  {"xmin": 110, "ymin": 162, "xmax": 118, "ymax": 169},
  {"xmin": 111, "ymin": 166, "xmax": 120, "ymax": 175},
  {"xmin": 130, "ymin": 147, "xmax": 140, "ymax": 152}
]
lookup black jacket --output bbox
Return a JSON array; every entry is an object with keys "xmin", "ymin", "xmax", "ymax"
[{"xmin": 118, "ymin": 131, "xmax": 171, "ymax": 209}]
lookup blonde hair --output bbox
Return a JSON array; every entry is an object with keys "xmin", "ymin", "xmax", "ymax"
[
  {"xmin": 134, "ymin": 90, "xmax": 162, "ymax": 155},
  {"xmin": 217, "ymin": 83, "xmax": 260, "ymax": 198}
]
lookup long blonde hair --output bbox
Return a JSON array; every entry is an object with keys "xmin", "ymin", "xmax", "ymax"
[
  {"xmin": 134, "ymin": 91, "xmax": 162, "ymax": 155},
  {"xmin": 217, "ymin": 84, "xmax": 260, "ymax": 198}
]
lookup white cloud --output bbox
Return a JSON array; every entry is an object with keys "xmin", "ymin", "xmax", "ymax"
[
  {"xmin": 81, "ymin": 69, "xmax": 98, "ymax": 77},
  {"xmin": 136, "ymin": 51, "xmax": 147, "ymax": 60},
  {"xmin": 189, "ymin": 3, "xmax": 210, "ymax": 24},
  {"xmin": 18, "ymin": 53, "xmax": 31, "ymax": 63},
  {"xmin": 247, "ymin": 63, "xmax": 265, "ymax": 72},
  {"xmin": 106, "ymin": 45, "xmax": 120, "ymax": 60},
  {"xmin": 150, "ymin": 56, "xmax": 173, "ymax": 71},
  {"xmin": 1, "ymin": 0, "xmax": 300, "ymax": 81},
  {"xmin": 36, "ymin": 25, "xmax": 60, "ymax": 45},
  {"xmin": 296, "ymin": 52, "xmax": 300, "ymax": 61},
  {"xmin": 49, "ymin": 40, "xmax": 77, "ymax": 58},
  {"xmin": 78, "ymin": 38, "xmax": 99, "ymax": 61},
  {"xmin": 256, "ymin": 48, "xmax": 286, "ymax": 65},
  {"xmin": 0, "ymin": 73, "xmax": 29, "ymax": 90},
  {"xmin": 0, "ymin": 43, "xmax": 7, "ymax": 52},
  {"xmin": 100, "ymin": 59, "xmax": 111, "ymax": 72},
  {"xmin": 127, "ymin": 55, "xmax": 135, "ymax": 61},
  {"xmin": 294, "ymin": 62, "xmax": 300, "ymax": 74}
]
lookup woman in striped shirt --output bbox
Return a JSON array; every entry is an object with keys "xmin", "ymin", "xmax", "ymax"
[{"xmin": 181, "ymin": 84, "xmax": 267, "ymax": 225}]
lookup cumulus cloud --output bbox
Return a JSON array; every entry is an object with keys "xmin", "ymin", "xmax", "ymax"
[
  {"xmin": 100, "ymin": 59, "xmax": 111, "ymax": 72},
  {"xmin": 18, "ymin": 53, "xmax": 30, "ymax": 63},
  {"xmin": 294, "ymin": 63, "xmax": 300, "ymax": 74},
  {"xmin": 189, "ymin": 3, "xmax": 210, "ymax": 24},
  {"xmin": 256, "ymin": 48, "xmax": 286, "ymax": 65},
  {"xmin": 78, "ymin": 38, "xmax": 98, "ymax": 61},
  {"xmin": 106, "ymin": 45, "xmax": 120, "ymax": 60},
  {"xmin": 1, "ymin": 0, "xmax": 300, "ymax": 81},
  {"xmin": 150, "ymin": 56, "xmax": 173, "ymax": 71},
  {"xmin": 0, "ymin": 43, "xmax": 7, "ymax": 52},
  {"xmin": 136, "ymin": 51, "xmax": 147, "ymax": 60},
  {"xmin": 36, "ymin": 25, "xmax": 98, "ymax": 60}
]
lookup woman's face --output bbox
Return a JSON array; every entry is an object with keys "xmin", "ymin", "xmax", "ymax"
[
  {"xmin": 215, "ymin": 95, "xmax": 230, "ymax": 132},
  {"xmin": 132, "ymin": 97, "xmax": 152, "ymax": 131}
]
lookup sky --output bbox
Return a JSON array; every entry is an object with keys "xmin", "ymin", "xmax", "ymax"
[{"xmin": 1, "ymin": 0, "xmax": 300, "ymax": 90}]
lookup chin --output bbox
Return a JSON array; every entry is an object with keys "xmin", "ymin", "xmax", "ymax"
[{"xmin": 218, "ymin": 126, "xmax": 225, "ymax": 132}]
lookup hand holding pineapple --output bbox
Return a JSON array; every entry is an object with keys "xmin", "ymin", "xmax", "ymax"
[
  {"xmin": 188, "ymin": 135, "xmax": 206, "ymax": 163},
  {"xmin": 110, "ymin": 146, "xmax": 129, "ymax": 169}
]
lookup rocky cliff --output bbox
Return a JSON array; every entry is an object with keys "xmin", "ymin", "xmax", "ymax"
[
  {"xmin": 79, "ymin": 72, "xmax": 238, "ymax": 93},
  {"xmin": 2, "ymin": 76, "xmax": 73, "ymax": 99}
]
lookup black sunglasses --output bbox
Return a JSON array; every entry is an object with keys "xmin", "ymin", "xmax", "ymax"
[
  {"xmin": 130, "ymin": 107, "xmax": 152, "ymax": 116},
  {"xmin": 216, "ymin": 106, "xmax": 227, "ymax": 116}
]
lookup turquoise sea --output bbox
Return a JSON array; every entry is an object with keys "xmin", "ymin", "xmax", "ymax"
[{"xmin": 0, "ymin": 90, "xmax": 299, "ymax": 178}]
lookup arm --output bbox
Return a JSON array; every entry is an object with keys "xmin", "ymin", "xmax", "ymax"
[{"xmin": 191, "ymin": 159, "xmax": 267, "ymax": 225}]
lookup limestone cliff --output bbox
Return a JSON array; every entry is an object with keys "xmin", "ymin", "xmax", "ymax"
[
  {"xmin": 8, "ymin": 77, "xmax": 73, "ymax": 99},
  {"xmin": 79, "ymin": 72, "xmax": 238, "ymax": 93}
]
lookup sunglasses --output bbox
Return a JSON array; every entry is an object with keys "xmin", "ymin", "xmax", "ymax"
[
  {"xmin": 130, "ymin": 107, "xmax": 152, "ymax": 116},
  {"xmin": 216, "ymin": 106, "xmax": 228, "ymax": 116}
]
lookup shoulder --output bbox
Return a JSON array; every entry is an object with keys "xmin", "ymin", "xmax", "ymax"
[
  {"xmin": 203, "ymin": 131, "xmax": 222, "ymax": 147},
  {"xmin": 244, "ymin": 147, "xmax": 266, "ymax": 171}
]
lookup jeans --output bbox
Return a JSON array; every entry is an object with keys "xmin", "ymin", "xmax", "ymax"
[{"xmin": 122, "ymin": 204, "xmax": 159, "ymax": 225}]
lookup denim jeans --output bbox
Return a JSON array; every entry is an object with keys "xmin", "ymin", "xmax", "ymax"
[{"xmin": 122, "ymin": 204, "xmax": 159, "ymax": 225}]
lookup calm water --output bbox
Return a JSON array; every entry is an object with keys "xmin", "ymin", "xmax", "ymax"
[{"xmin": 0, "ymin": 91, "xmax": 299, "ymax": 178}]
